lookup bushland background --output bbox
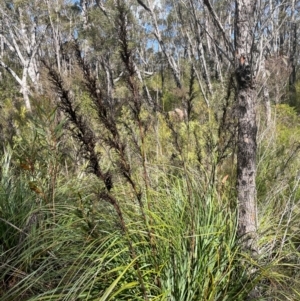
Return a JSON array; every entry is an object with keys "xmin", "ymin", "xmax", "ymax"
[{"xmin": 0, "ymin": 0, "xmax": 300, "ymax": 300}]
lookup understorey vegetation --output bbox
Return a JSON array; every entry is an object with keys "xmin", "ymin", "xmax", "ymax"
[{"xmin": 1, "ymin": 0, "xmax": 300, "ymax": 300}]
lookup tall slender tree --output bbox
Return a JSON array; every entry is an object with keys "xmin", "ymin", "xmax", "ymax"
[
  {"xmin": 0, "ymin": 1, "xmax": 48, "ymax": 111},
  {"xmin": 235, "ymin": 0, "xmax": 258, "ymax": 254},
  {"xmin": 203, "ymin": 0, "xmax": 258, "ymax": 254}
]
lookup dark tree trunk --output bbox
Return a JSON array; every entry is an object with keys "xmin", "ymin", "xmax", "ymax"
[{"xmin": 235, "ymin": 0, "xmax": 258, "ymax": 253}]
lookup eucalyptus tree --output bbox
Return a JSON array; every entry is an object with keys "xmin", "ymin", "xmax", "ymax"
[
  {"xmin": 202, "ymin": 0, "xmax": 300, "ymax": 249},
  {"xmin": 136, "ymin": 0, "xmax": 183, "ymax": 89},
  {"xmin": 164, "ymin": 0, "xmax": 213, "ymax": 105},
  {"xmin": 233, "ymin": 0, "xmax": 258, "ymax": 256},
  {"xmin": 43, "ymin": 0, "xmax": 81, "ymax": 74},
  {"xmin": 0, "ymin": 0, "xmax": 49, "ymax": 111},
  {"xmin": 254, "ymin": 0, "xmax": 299, "ymax": 115}
]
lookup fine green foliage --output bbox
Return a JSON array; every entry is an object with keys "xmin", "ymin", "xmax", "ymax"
[
  {"xmin": 0, "ymin": 145, "xmax": 238, "ymax": 300},
  {"xmin": 2, "ymin": 128, "xmax": 300, "ymax": 300}
]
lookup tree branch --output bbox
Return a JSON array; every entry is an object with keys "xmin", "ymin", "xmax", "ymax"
[{"xmin": 203, "ymin": 0, "xmax": 234, "ymax": 55}]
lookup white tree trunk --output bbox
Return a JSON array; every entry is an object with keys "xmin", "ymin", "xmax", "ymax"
[
  {"xmin": 0, "ymin": 59, "xmax": 32, "ymax": 111},
  {"xmin": 137, "ymin": 0, "xmax": 182, "ymax": 88},
  {"xmin": 0, "ymin": 2, "xmax": 45, "ymax": 111}
]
